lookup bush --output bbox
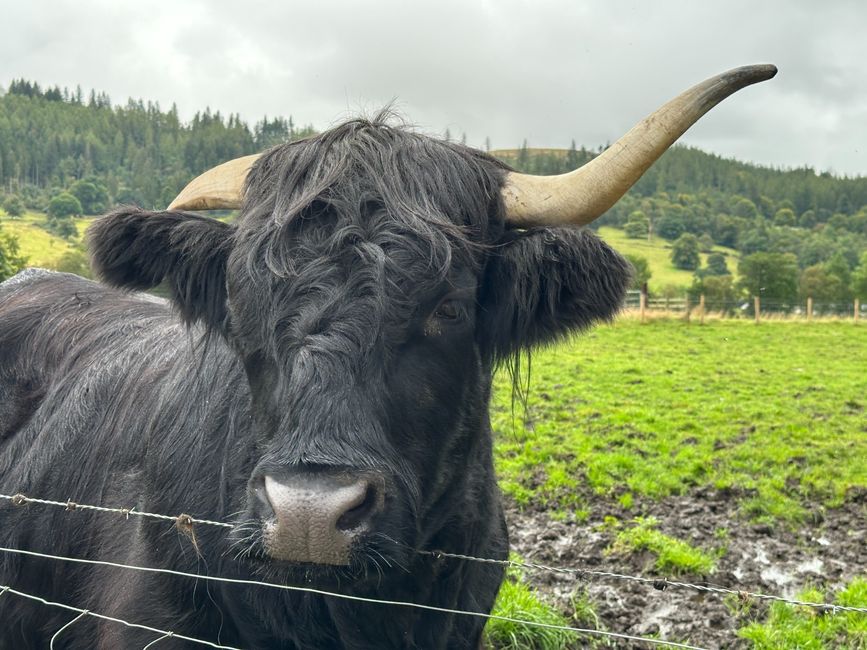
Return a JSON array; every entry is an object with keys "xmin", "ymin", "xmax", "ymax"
[
  {"xmin": 671, "ymin": 233, "xmax": 701, "ymax": 270},
  {"xmin": 70, "ymin": 179, "xmax": 109, "ymax": 214},
  {"xmin": 698, "ymin": 233, "xmax": 715, "ymax": 253},
  {"xmin": 48, "ymin": 191, "xmax": 83, "ymax": 219},
  {"xmin": 704, "ymin": 253, "xmax": 729, "ymax": 276},
  {"xmin": 738, "ymin": 252, "xmax": 799, "ymax": 306},
  {"xmin": 51, "ymin": 248, "xmax": 91, "ymax": 278},
  {"xmin": 0, "ymin": 227, "xmax": 28, "ymax": 281},
  {"xmin": 46, "ymin": 216, "xmax": 78, "ymax": 239},
  {"xmin": 690, "ymin": 274, "xmax": 739, "ymax": 310},
  {"xmin": 656, "ymin": 213, "xmax": 686, "ymax": 240},
  {"xmin": 2, "ymin": 194, "xmax": 24, "ymax": 217},
  {"xmin": 624, "ymin": 210, "xmax": 649, "ymax": 239},
  {"xmin": 624, "ymin": 254, "xmax": 651, "ymax": 290}
]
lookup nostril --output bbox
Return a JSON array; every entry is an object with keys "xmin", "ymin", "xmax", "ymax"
[{"xmin": 336, "ymin": 482, "xmax": 379, "ymax": 532}]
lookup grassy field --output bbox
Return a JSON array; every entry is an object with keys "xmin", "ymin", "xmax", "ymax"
[
  {"xmin": 0, "ymin": 211, "xmax": 97, "ymax": 269},
  {"xmin": 596, "ymin": 226, "xmax": 740, "ymax": 292},
  {"xmin": 491, "ymin": 319, "xmax": 865, "ymax": 521},
  {"xmin": 486, "ymin": 318, "xmax": 866, "ymax": 648},
  {"xmin": 1, "ymin": 211, "xmax": 77, "ymax": 267}
]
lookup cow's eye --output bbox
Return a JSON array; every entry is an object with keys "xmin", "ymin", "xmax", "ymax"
[
  {"xmin": 433, "ymin": 299, "xmax": 462, "ymax": 321},
  {"xmin": 424, "ymin": 299, "xmax": 470, "ymax": 337}
]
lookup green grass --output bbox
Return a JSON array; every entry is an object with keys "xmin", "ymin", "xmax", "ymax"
[
  {"xmin": 610, "ymin": 516, "xmax": 718, "ymax": 575},
  {"xmin": 596, "ymin": 226, "xmax": 740, "ymax": 292},
  {"xmin": 738, "ymin": 578, "xmax": 867, "ymax": 649},
  {"xmin": 486, "ymin": 559, "xmax": 575, "ymax": 650},
  {"xmin": 492, "ymin": 319, "xmax": 867, "ymax": 524},
  {"xmin": 491, "ymin": 319, "xmax": 866, "ymax": 647},
  {"xmin": 1, "ymin": 211, "xmax": 76, "ymax": 267},
  {"xmin": 0, "ymin": 211, "xmax": 96, "ymax": 269}
]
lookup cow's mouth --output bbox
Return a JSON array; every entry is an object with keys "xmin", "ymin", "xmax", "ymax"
[{"xmin": 234, "ymin": 528, "xmax": 409, "ymax": 589}]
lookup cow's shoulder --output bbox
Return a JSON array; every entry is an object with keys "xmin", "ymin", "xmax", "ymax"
[{"xmin": 0, "ymin": 270, "xmax": 174, "ymax": 447}]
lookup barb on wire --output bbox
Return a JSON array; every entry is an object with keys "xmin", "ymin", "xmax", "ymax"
[
  {"xmin": 0, "ymin": 546, "xmax": 707, "ymax": 650},
  {"xmin": 0, "ymin": 492, "xmax": 232, "ymax": 529},
  {"xmin": 0, "ymin": 583, "xmax": 242, "ymax": 650},
  {"xmin": 423, "ymin": 550, "xmax": 867, "ymax": 615}
]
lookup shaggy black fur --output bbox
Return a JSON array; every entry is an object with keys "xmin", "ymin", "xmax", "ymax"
[{"xmin": 0, "ymin": 115, "xmax": 630, "ymax": 649}]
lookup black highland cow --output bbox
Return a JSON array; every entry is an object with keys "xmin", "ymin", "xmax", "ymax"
[{"xmin": 0, "ymin": 66, "xmax": 774, "ymax": 648}]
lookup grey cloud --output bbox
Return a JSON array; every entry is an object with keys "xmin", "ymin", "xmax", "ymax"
[{"xmin": 1, "ymin": 0, "xmax": 865, "ymax": 174}]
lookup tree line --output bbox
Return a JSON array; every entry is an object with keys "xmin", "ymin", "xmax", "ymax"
[
  {"xmin": 0, "ymin": 78, "xmax": 314, "ymax": 211},
  {"xmin": 1, "ymin": 79, "xmax": 866, "ymax": 301},
  {"xmin": 503, "ymin": 145, "xmax": 867, "ymax": 309}
]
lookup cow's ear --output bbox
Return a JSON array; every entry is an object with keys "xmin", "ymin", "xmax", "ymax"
[
  {"xmin": 477, "ymin": 227, "xmax": 631, "ymax": 361},
  {"xmin": 87, "ymin": 207, "xmax": 233, "ymax": 330}
]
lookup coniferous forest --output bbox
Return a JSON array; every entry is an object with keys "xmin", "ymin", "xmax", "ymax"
[
  {"xmin": 0, "ymin": 79, "xmax": 314, "ymax": 209},
  {"xmin": 1, "ymin": 78, "xmax": 866, "ymax": 305}
]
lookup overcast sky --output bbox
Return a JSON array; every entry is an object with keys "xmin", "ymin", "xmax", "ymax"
[{"xmin": 2, "ymin": 1, "xmax": 865, "ymax": 176}]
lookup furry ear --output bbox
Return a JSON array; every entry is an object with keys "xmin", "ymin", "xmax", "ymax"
[
  {"xmin": 477, "ymin": 227, "xmax": 631, "ymax": 361},
  {"xmin": 87, "ymin": 207, "xmax": 233, "ymax": 330}
]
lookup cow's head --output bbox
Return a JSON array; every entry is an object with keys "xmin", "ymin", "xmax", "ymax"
[{"xmin": 87, "ymin": 66, "xmax": 774, "ymax": 582}]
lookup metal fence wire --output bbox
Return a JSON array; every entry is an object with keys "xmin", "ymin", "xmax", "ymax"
[{"xmin": 1, "ymin": 492, "xmax": 864, "ymax": 650}]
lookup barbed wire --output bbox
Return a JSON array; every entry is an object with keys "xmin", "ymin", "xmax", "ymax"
[
  {"xmin": 4, "ymin": 490, "xmax": 865, "ymax": 616},
  {"xmin": 0, "ymin": 584, "xmax": 243, "ymax": 650},
  {"xmin": 0, "ymin": 492, "xmax": 233, "ymax": 529},
  {"xmin": 0, "ymin": 546, "xmax": 707, "ymax": 650},
  {"xmin": 422, "ymin": 550, "xmax": 867, "ymax": 615}
]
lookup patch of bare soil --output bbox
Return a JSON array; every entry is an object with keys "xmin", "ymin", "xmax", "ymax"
[{"xmin": 504, "ymin": 488, "xmax": 866, "ymax": 649}]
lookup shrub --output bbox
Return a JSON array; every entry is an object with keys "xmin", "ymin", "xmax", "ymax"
[
  {"xmin": 2, "ymin": 194, "xmax": 24, "ymax": 217},
  {"xmin": 47, "ymin": 192, "xmax": 83, "ymax": 219}
]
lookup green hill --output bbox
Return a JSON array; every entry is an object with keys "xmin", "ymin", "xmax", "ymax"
[
  {"xmin": 0, "ymin": 211, "xmax": 96, "ymax": 277},
  {"xmin": 597, "ymin": 226, "xmax": 738, "ymax": 292},
  {"xmin": 1, "ymin": 212, "xmax": 80, "ymax": 266},
  {"xmin": 3, "ymin": 210, "xmax": 728, "ymax": 294},
  {"xmin": 1, "ymin": 79, "xmax": 863, "ymax": 289}
]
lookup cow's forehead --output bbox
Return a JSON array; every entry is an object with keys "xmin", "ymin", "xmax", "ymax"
[{"xmin": 238, "ymin": 119, "xmax": 506, "ymax": 238}]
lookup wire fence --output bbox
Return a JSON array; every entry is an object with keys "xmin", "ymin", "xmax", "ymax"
[
  {"xmin": 624, "ymin": 290, "xmax": 864, "ymax": 322},
  {"xmin": 3, "ymin": 490, "xmax": 865, "ymax": 650},
  {"xmin": 4, "ymin": 491, "xmax": 864, "ymax": 616},
  {"xmin": 0, "ymin": 545, "xmax": 709, "ymax": 650}
]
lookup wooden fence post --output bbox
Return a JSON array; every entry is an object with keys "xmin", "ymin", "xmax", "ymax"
[
  {"xmin": 807, "ymin": 296, "xmax": 813, "ymax": 322},
  {"xmin": 856, "ymin": 298, "xmax": 860, "ymax": 324},
  {"xmin": 754, "ymin": 296, "xmax": 761, "ymax": 324},
  {"xmin": 640, "ymin": 282, "xmax": 647, "ymax": 324},
  {"xmin": 699, "ymin": 294, "xmax": 706, "ymax": 325},
  {"xmin": 684, "ymin": 296, "xmax": 691, "ymax": 323}
]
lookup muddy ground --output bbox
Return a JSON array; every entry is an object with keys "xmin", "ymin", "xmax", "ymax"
[{"xmin": 504, "ymin": 488, "xmax": 866, "ymax": 649}]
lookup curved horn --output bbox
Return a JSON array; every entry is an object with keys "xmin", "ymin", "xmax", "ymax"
[
  {"xmin": 502, "ymin": 64, "xmax": 777, "ymax": 227},
  {"xmin": 167, "ymin": 153, "xmax": 262, "ymax": 211}
]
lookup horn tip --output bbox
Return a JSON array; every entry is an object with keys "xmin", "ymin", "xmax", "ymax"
[{"xmin": 733, "ymin": 63, "xmax": 778, "ymax": 84}]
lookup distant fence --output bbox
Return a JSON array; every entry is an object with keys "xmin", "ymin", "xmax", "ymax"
[{"xmin": 624, "ymin": 290, "xmax": 863, "ymax": 324}]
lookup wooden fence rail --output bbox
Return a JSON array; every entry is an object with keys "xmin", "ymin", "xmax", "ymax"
[{"xmin": 624, "ymin": 290, "xmax": 864, "ymax": 323}]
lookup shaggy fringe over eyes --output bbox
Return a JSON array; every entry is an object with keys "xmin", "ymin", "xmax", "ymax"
[
  {"xmin": 226, "ymin": 111, "xmax": 510, "ymax": 358},
  {"xmin": 236, "ymin": 111, "xmax": 507, "ymax": 281}
]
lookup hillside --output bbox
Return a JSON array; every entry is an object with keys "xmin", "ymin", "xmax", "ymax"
[
  {"xmin": 597, "ymin": 226, "xmax": 739, "ymax": 291},
  {"xmin": 1, "ymin": 79, "xmax": 864, "ymax": 296},
  {"xmin": 3, "ymin": 207, "xmax": 727, "ymax": 291}
]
